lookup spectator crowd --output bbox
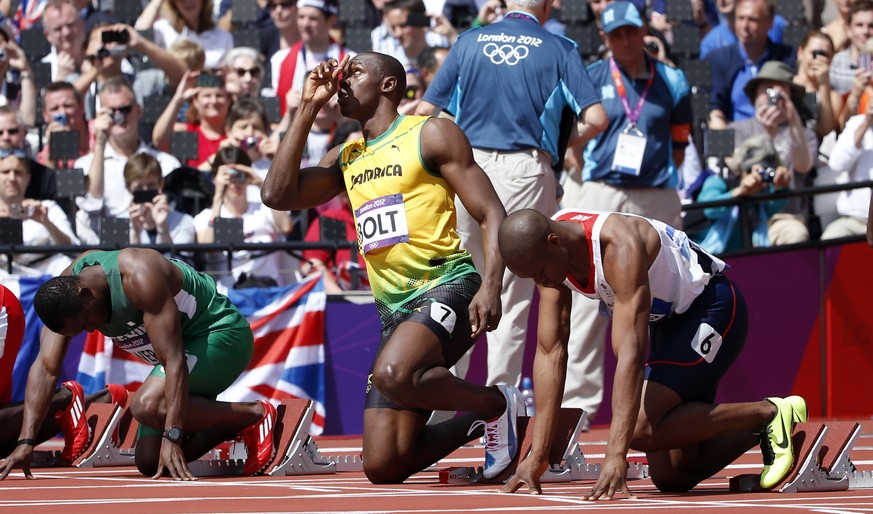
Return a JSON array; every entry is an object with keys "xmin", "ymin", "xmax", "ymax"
[{"xmin": 0, "ymin": 0, "xmax": 870, "ymax": 300}]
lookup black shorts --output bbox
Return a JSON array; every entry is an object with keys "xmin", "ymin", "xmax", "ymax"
[
  {"xmin": 365, "ymin": 273, "xmax": 481, "ymax": 410},
  {"xmin": 645, "ymin": 274, "xmax": 749, "ymax": 403}
]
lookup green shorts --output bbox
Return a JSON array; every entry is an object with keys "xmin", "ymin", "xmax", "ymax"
[{"xmin": 138, "ymin": 325, "xmax": 254, "ymax": 438}]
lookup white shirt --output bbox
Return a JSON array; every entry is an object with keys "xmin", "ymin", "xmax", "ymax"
[
  {"xmin": 152, "ymin": 19, "xmax": 234, "ymax": 69},
  {"xmin": 193, "ymin": 201, "xmax": 296, "ymax": 290},
  {"xmin": 16, "ymin": 199, "xmax": 79, "ymax": 276},
  {"xmin": 826, "ymin": 114, "xmax": 873, "ymax": 220},
  {"xmin": 74, "ymin": 142, "xmax": 181, "ymax": 219}
]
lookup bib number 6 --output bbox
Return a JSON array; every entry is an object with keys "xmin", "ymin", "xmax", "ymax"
[{"xmin": 690, "ymin": 323, "xmax": 723, "ymax": 363}]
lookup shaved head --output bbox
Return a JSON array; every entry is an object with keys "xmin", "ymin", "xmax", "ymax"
[
  {"xmin": 499, "ymin": 209, "xmax": 552, "ymax": 268},
  {"xmin": 358, "ymin": 52, "xmax": 407, "ymax": 103}
]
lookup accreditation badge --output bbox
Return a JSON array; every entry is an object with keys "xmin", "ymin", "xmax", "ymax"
[{"xmin": 611, "ymin": 124, "xmax": 647, "ymax": 176}]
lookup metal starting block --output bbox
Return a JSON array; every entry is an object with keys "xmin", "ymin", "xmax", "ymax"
[
  {"xmin": 730, "ymin": 421, "xmax": 873, "ymax": 493},
  {"xmin": 438, "ymin": 409, "xmax": 646, "ymax": 485},
  {"xmin": 266, "ymin": 399, "xmax": 336, "ymax": 476},
  {"xmin": 75, "ymin": 404, "xmax": 136, "ymax": 468}
]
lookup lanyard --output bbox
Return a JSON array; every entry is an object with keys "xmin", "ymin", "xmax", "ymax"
[{"xmin": 609, "ymin": 57, "xmax": 655, "ymax": 128}]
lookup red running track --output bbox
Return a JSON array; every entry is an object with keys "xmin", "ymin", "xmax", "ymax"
[{"xmin": 3, "ymin": 420, "xmax": 873, "ymax": 513}]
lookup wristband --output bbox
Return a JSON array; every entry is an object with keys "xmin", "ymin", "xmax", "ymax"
[{"xmin": 16, "ymin": 438, "xmax": 37, "ymax": 447}]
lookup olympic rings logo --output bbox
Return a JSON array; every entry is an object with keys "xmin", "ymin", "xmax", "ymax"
[{"xmin": 482, "ymin": 43, "xmax": 530, "ymax": 65}]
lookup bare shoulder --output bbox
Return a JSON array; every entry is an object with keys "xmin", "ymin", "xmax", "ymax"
[{"xmin": 61, "ymin": 249, "xmax": 101, "ymax": 276}]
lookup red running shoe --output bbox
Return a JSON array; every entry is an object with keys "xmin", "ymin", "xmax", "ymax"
[
  {"xmin": 239, "ymin": 400, "xmax": 277, "ymax": 476},
  {"xmin": 58, "ymin": 381, "xmax": 90, "ymax": 462}
]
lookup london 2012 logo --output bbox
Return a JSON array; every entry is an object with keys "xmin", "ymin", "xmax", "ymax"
[{"xmin": 482, "ymin": 42, "xmax": 529, "ymax": 65}]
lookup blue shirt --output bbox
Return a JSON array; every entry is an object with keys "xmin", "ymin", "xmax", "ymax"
[
  {"xmin": 582, "ymin": 56, "xmax": 691, "ymax": 189},
  {"xmin": 422, "ymin": 11, "xmax": 601, "ymax": 165},
  {"xmin": 706, "ymin": 40, "xmax": 796, "ymax": 122},
  {"xmin": 699, "ymin": 16, "xmax": 786, "ymax": 59}
]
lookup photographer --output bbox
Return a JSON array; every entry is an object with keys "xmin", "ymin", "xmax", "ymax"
[
  {"xmin": 0, "ymin": 147, "xmax": 78, "ymax": 276},
  {"xmin": 193, "ymin": 146, "xmax": 294, "ymax": 291},
  {"xmin": 730, "ymin": 61, "xmax": 817, "ymax": 245},
  {"xmin": 820, "ymin": 99, "xmax": 873, "ymax": 239},
  {"xmin": 0, "ymin": 27, "xmax": 37, "ymax": 128},
  {"xmin": 124, "ymin": 153, "xmax": 195, "ymax": 246},
  {"xmin": 695, "ymin": 135, "xmax": 792, "ymax": 252},
  {"xmin": 152, "ymin": 70, "xmax": 229, "ymax": 166},
  {"xmin": 74, "ymin": 23, "xmax": 186, "ymax": 118},
  {"xmin": 75, "ymin": 77, "xmax": 181, "ymax": 233}
]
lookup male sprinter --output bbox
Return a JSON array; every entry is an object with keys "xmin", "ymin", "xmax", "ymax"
[
  {"xmin": 498, "ymin": 209, "xmax": 806, "ymax": 498},
  {"xmin": 0, "ymin": 249, "xmax": 276, "ymax": 481},
  {"xmin": 0, "ymin": 284, "xmax": 126, "ymax": 467},
  {"xmin": 262, "ymin": 52, "xmax": 521, "ymax": 483}
]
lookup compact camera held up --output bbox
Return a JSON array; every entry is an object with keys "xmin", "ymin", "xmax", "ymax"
[
  {"xmin": 765, "ymin": 87, "xmax": 780, "ymax": 107},
  {"xmin": 227, "ymin": 168, "xmax": 247, "ymax": 184},
  {"xmin": 756, "ymin": 165, "xmax": 777, "ymax": 184}
]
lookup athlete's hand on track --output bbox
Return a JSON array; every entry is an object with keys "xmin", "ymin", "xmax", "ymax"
[
  {"xmin": 154, "ymin": 439, "xmax": 196, "ymax": 481},
  {"xmin": 501, "ymin": 456, "xmax": 547, "ymax": 495},
  {"xmin": 585, "ymin": 454, "xmax": 635, "ymax": 500},
  {"xmin": 301, "ymin": 55, "xmax": 350, "ymax": 109},
  {"xmin": 0, "ymin": 444, "xmax": 35, "ymax": 480}
]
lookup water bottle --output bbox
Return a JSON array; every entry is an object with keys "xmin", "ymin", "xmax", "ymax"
[{"xmin": 520, "ymin": 376, "xmax": 535, "ymax": 417}]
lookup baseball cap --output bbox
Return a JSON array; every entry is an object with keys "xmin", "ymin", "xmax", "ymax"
[{"xmin": 602, "ymin": 1, "xmax": 645, "ymax": 34}]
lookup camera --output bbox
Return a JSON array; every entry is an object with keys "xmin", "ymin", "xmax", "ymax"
[
  {"xmin": 644, "ymin": 40, "xmax": 659, "ymax": 55},
  {"xmin": 52, "ymin": 112, "xmax": 68, "ymax": 126},
  {"xmin": 101, "ymin": 29, "xmax": 130, "ymax": 45},
  {"xmin": 10, "ymin": 203, "xmax": 34, "ymax": 219},
  {"xmin": 196, "ymin": 73, "xmax": 224, "ymax": 88},
  {"xmin": 240, "ymin": 135, "xmax": 261, "ymax": 151},
  {"xmin": 756, "ymin": 166, "xmax": 777, "ymax": 184},
  {"xmin": 227, "ymin": 168, "xmax": 247, "ymax": 184},
  {"xmin": 765, "ymin": 88, "xmax": 780, "ymax": 106},
  {"xmin": 132, "ymin": 189, "xmax": 159, "ymax": 204}
]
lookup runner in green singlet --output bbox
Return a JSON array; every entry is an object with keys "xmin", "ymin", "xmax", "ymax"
[{"xmin": 0, "ymin": 248, "xmax": 278, "ymax": 481}]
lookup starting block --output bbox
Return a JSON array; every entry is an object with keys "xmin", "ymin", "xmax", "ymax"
[
  {"xmin": 439, "ymin": 409, "xmax": 648, "ymax": 485},
  {"xmin": 266, "ymin": 399, "xmax": 336, "ymax": 476},
  {"xmin": 730, "ymin": 421, "xmax": 873, "ymax": 493}
]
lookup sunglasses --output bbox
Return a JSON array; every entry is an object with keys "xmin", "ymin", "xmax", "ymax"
[
  {"xmin": 0, "ymin": 147, "xmax": 27, "ymax": 158},
  {"xmin": 234, "ymin": 67, "xmax": 262, "ymax": 78},
  {"xmin": 111, "ymin": 104, "xmax": 134, "ymax": 117},
  {"xmin": 0, "ymin": 127, "xmax": 20, "ymax": 136}
]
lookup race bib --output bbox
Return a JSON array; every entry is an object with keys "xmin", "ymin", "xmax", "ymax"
[
  {"xmin": 611, "ymin": 130, "xmax": 647, "ymax": 176},
  {"xmin": 429, "ymin": 301, "xmax": 457, "ymax": 333},
  {"xmin": 690, "ymin": 323, "xmax": 723, "ymax": 363},
  {"xmin": 355, "ymin": 193, "xmax": 410, "ymax": 253}
]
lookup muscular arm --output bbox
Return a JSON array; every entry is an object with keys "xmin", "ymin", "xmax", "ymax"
[
  {"xmin": 118, "ymin": 250, "xmax": 187, "ymax": 434},
  {"xmin": 587, "ymin": 218, "xmax": 651, "ymax": 500},
  {"xmin": 502, "ymin": 284, "xmax": 571, "ymax": 494},
  {"xmin": 422, "ymin": 117, "xmax": 506, "ymax": 336},
  {"xmin": 261, "ymin": 59, "xmax": 348, "ymax": 211}
]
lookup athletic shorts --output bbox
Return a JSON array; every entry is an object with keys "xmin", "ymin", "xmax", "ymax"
[
  {"xmin": 645, "ymin": 274, "xmax": 748, "ymax": 403},
  {"xmin": 365, "ymin": 273, "xmax": 481, "ymax": 411},
  {"xmin": 138, "ymin": 325, "xmax": 254, "ymax": 438}
]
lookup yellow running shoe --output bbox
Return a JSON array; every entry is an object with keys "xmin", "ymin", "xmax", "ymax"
[
  {"xmin": 785, "ymin": 395, "xmax": 807, "ymax": 423},
  {"xmin": 759, "ymin": 397, "xmax": 796, "ymax": 489}
]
